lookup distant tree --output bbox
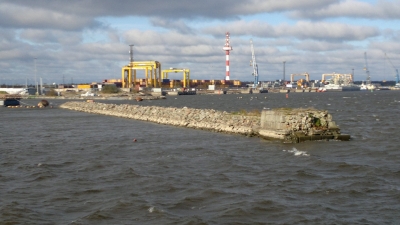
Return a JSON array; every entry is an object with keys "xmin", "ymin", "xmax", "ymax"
[
  {"xmin": 101, "ymin": 85, "xmax": 119, "ymax": 94},
  {"xmin": 45, "ymin": 89, "xmax": 58, "ymax": 96}
]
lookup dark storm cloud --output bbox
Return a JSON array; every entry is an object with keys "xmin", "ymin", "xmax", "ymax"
[
  {"xmin": 290, "ymin": 0, "xmax": 400, "ymax": 20},
  {"xmin": 0, "ymin": 0, "xmax": 341, "ymax": 29},
  {"xmin": 0, "ymin": 2, "xmax": 101, "ymax": 30}
]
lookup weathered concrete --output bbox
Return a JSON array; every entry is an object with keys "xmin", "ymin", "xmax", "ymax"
[
  {"xmin": 260, "ymin": 108, "xmax": 350, "ymax": 143},
  {"xmin": 59, "ymin": 101, "xmax": 349, "ymax": 143}
]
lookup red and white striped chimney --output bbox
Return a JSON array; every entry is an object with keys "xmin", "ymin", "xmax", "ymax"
[{"xmin": 222, "ymin": 32, "xmax": 233, "ymax": 80}]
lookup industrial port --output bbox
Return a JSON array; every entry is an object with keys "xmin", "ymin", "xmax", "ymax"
[{"xmin": 1, "ymin": 32, "xmax": 400, "ymax": 101}]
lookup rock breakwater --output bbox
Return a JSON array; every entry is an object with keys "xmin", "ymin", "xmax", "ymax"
[
  {"xmin": 59, "ymin": 101, "xmax": 261, "ymax": 136},
  {"xmin": 59, "ymin": 102, "xmax": 350, "ymax": 142}
]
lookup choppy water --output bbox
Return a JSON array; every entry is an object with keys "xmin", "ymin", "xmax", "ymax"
[{"xmin": 1, "ymin": 91, "xmax": 400, "ymax": 224}]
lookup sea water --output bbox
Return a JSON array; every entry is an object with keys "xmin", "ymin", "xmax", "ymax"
[{"xmin": 1, "ymin": 91, "xmax": 399, "ymax": 224}]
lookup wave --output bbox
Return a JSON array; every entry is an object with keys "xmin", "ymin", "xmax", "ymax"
[{"xmin": 283, "ymin": 147, "xmax": 310, "ymax": 157}]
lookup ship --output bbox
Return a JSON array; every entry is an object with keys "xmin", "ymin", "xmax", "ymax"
[
  {"xmin": 319, "ymin": 73, "xmax": 360, "ymax": 92},
  {"xmin": 360, "ymin": 81, "xmax": 376, "ymax": 91},
  {"xmin": 0, "ymin": 88, "xmax": 37, "ymax": 95}
]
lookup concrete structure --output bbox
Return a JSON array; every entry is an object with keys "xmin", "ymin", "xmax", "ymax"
[{"xmin": 259, "ymin": 108, "xmax": 350, "ymax": 143}]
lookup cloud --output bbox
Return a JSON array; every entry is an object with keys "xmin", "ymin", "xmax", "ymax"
[
  {"xmin": 18, "ymin": 30, "xmax": 82, "ymax": 45},
  {"xmin": 283, "ymin": 21, "xmax": 380, "ymax": 41},
  {"xmin": 123, "ymin": 30, "xmax": 211, "ymax": 47},
  {"xmin": 150, "ymin": 18, "xmax": 194, "ymax": 34},
  {"xmin": 0, "ymin": 2, "xmax": 101, "ymax": 31},
  {"xmin": 235, "ymin": 0, "xmax": 339, "ymax": 14},
  {"xmin": 0, "ymin": 0, "xmax": 399, "ymax": 83},
  {"xmin": 291, "ymin": 0, "xmax": 400, "ymax": 20},
  {"xmin": 0, "ymin": 0, "xmax": 339, "ymax": 22},
  {"xmin": 204, "ymin": 20, "xmax": 380, "ymax": 41},
  {"xmin": 294, "ymin": 40, "xmax": 354, "ymax": 52}
]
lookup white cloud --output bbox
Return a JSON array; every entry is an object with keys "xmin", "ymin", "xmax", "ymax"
[
  {"xmin": 204, "ymin": 20, "xmax": 379, "ymax": 41},
  {"xmin": 0, "ymin": 0, "xmax": 399, "ymax": 83}
]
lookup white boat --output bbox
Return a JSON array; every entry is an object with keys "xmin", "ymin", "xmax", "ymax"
[
  {"xmin": 360, "ymin": 82, "xmax": 376, "ymax": 91},
  {"xmin": 322, "ymin": 83, "xmax": 360, "ymax": 92},
  {"xmin": 319, "ymin": 73, "xmax": 360, "ymax": 92},
  {"xmin": 393, "ymin": 83, "xmax": 400, "ymax": 90},
  {"xmin": 0, "ymin": 88, "xmax": 30, "ymax": 95},
  {"xmin": 81, "ymin": 91, "xmax": 96, "ymax": 97}
]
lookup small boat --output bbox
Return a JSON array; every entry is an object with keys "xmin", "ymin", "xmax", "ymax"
[{"xmin": 360, "ymin": 82, "xmax": 376, "ymax": 91}]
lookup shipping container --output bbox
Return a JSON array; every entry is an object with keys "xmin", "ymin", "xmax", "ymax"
[
  {"xmin": 233, "ymin": 80, "xmax": 241, "ymax": 86},
  {"xmin": 77, "ymin": 84, "xmax": 91, "ymax": 89},
  {"xmin": 152, "ymin": 88, "xmax": 162, "ymax": 93}
]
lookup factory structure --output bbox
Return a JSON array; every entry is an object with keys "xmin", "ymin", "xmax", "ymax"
[
  {"xmin": 31, "ymin": 32, "xmax": 396, "ymax": 94},
  {"xmin": 113, "ymin": 33, "xmax": 242, "ymax": 91},
  {"xmin": 55, "ymin": 32, "xmax": 265, "ymax": 92},
  {"xmin": 3, "ymin": 32, "xmax": 399, "ymax": 99}
]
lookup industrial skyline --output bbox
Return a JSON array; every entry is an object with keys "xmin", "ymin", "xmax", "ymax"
[{"xmin": 1, "ymin": 0, "xmax": 400, "ymax": 85}]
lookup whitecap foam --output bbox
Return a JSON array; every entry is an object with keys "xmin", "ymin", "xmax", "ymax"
[
  {"xmin": 148, "ymin": 206, "xmax": 155, "ymax": 213},
  {"xmin": 283, "ymin": 147, "xmax": 310, "ymax": 157}
]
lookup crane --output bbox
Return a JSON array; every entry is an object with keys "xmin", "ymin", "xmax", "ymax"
[
  {"xmin": 250, "ymin": 39, "xmax": 259, "ymax": 88},
  {"xmin": 385, "ymin": 53, "xmax": 399, "ymax": 84},
  {"xmin": 364, "ymin": 52, "xmax": 371, "ymax": 85}
]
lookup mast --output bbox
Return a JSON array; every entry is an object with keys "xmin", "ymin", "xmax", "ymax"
[
  {"xmin": 250, "ymin": 39, "xmax": 259, "ymax": 88},
  {"xmin": 363, "ymin": 52, "xmax": 371, "ymax": 85}
]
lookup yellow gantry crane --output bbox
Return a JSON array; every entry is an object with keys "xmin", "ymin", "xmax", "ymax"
[
  {"xmin": 161, "ymin": 68, "xmax": 190, "ymax": 88},
  {"xmin": 290, "ymin": 73, "xmax": 310, "ymax": 88},
  {"xmin": 121, "ymin": 61, "xmax": 162, "ymax": 88}
]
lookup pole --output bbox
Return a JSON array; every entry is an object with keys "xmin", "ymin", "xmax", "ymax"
[
  {"xmin": 283, "ymin": 61, "xmax": 286, "ymax": 84},
  {"xmin": 129, "ymin": 44, "xmax": 134, "ymax": 63},
  {"xmin": 34, "ymin": 57, "xmax": 38, "ymax": 95},
  {"xmin": 40, "ymin": 77, "xmax": 43, "ymax": 95}
]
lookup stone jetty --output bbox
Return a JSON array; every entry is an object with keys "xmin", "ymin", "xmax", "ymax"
[
  {"xmin": 59, "ymin": 101, "xmax": 261, "ymax": 136},
  {"xmin": 59, "ymin": 101, "xmax": 350, "ymax": 143}
]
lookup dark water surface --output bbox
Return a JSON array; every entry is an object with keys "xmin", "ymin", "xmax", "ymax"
[{"xmin": 1, "ymin": 91, "xmax": 400, "ymax": 224}]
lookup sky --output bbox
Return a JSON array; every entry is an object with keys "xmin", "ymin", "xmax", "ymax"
[{"xmin": 1, "ymin": 0, "xmax": 400, "ymax": 85}]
